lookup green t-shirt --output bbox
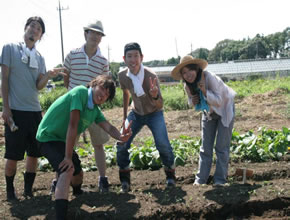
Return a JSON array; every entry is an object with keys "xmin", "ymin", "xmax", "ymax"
[{"xmin": 36, "ymin": 85, "xmax": 106, "ymax": 142}]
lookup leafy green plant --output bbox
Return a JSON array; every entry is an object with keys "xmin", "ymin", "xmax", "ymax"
[
  {"xmin": 230, "ymin": 127, "xmax": 289, "ymax": 162},
  {"xmin": 39, "ymin": 87, "xmax": 67, "ymax": 111},
  {"xmin": 36, "ymin": 127, "xmax": 289, "ymax": 172}
]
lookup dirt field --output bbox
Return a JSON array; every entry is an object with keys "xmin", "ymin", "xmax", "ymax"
[{"xmin": 0, "ymin": 88, "xmax": 289, "ymax": 219}]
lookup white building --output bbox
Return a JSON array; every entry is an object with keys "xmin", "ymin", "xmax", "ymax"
[{"xmin": 149, "ymin": 58, "xmax": 290, "ymax": 83}]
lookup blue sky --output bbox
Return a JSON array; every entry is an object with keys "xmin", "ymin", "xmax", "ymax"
[{"xmin": 1, "ymin": 0, "xmax": 289, "ymax": 69}]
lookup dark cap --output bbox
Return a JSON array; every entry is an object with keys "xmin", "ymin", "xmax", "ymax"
[
  {"xmin": 25, "ymin": 16, "xmax": 45, "ymax": 34},
  {"xmin": 124, "ymin": 42, "xmax": 142, "ymax": 56}
]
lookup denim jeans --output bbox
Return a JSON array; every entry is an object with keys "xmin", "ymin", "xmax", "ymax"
[
  {"xmin": 195, "ymin": 108, "xmax": 235, "ymax": 185},
  {"xmin": 117, "ymin": 110, "xmax": 175, "ymax": 169}
]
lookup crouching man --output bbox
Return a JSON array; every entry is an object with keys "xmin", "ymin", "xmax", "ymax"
[{"xmin": 36, "ymin": 75, "xmax": 131, "ymax": 220}]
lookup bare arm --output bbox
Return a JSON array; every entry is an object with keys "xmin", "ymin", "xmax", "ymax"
[
  {"xmin": 1, "ymin": 64, "xmax": 12, "ymax": 123},
  {"xmin": 36, "ymin": 67, "xmax": 66, "ymax": 90},
  {"xmin": 152, "ymin": 92, "xmax": 163, "ymax": 109},
  {"xmin": 63, "ymin": 68, "xmax": 70, "ymax": 89},
  {"xmin": 98, "ymin": 120, "xmax": 132, "ymax": 142},
  {"xmin": 149, "ymin": 77, "xmax": 163, "ymax": 109},
  {"xmin": 58, "ymin": 109, "xmax": 80, "ymax": 172},
  {"xmin": 122, "ymin": 89, "xmax": 131, "ymax": 121}
]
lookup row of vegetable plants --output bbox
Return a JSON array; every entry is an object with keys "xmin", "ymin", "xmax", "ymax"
[{"xmin": 38, "ymin": 127, "xmax": 290, "ymax": 172}]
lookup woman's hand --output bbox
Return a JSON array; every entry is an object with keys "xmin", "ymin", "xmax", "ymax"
[
  {"xmin": 198, "ymin": 72, "xmax": 206, "ymax": 96},
  {"xmin": 191, "ymin": 94, "xmax": 200, "ymax": 105}
]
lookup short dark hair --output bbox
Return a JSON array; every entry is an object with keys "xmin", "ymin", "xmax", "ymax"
[
  {"xmin": 124, "ymin": 42, "xmax": 142, "ymax": 56},
  {"xmin": 87, "ymin": 75, "xmax": 116, "ymax": 102},
  {"xmin": 25, "ymin": 16, "xmax": 45, "ymax": 34}
]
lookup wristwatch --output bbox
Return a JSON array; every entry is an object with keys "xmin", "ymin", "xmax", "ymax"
[{"xmin": 153, "ymin": 94, "xmax": 159, "ymax": 100}]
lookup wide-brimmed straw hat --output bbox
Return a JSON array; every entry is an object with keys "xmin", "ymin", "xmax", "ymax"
[
  {"xmin": 83, "ymin": 20, "xmax": 105, "ymax": 36},
  {"xmin": 171, "ymin": 55, "xmax": 208, "ymax": 80}
]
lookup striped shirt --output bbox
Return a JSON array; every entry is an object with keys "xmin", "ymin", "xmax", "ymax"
[{"xmin": 64, "ymin": 45, "xmax": 109, "ymax": 90}]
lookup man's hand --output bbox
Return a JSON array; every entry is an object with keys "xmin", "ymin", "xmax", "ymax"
[
  {"xmin": 59, "ymin": 157, "xmax": 74, "ymax": 173},
  {"xmin": 119, "ymin": 120, "xmax": 133, "ymax": 142},
  {"xmin": 47, "ymin": 67, "xmax": 67, "ymax": 79},
  {"xmin": 1, "ymin": 107, "xmax": 12, "ymax": 124},
  {"xmin": 149, "ymin": 77, "xmax": 158, "ymax": 99}
]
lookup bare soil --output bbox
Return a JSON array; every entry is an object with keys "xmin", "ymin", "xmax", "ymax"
[{"xmin": 0, "ymin": 88, "xmax": 289, "ymax": 220}]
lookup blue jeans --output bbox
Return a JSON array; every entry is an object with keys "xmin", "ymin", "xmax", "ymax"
[
  {"xmin": 195, "ymin": 108, "xmax": 235, "ymax": 185},
  {"xmin": 117, "ymin": 110, "xmax": 175, "ymax": 169}
]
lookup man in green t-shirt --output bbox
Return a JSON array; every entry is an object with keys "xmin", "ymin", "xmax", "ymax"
[{"xmin": 36, "ymin": 75, "xmax": 132, "ymax": 220}]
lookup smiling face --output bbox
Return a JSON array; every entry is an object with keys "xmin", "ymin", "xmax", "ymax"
[
  {"xmin": 24, "ymin": 21, "xmax": 43, "ymax": 43},
  {"xmin": 181, "ymin": 66, "xmax": 197, "ymax": 83},
  {"xmin": 92, "ymin": 85, "xmax": 110, "ymax": 105},
  {"xmin": 123, "ymin": 49, "xmax": 143, "ymax": 75}
]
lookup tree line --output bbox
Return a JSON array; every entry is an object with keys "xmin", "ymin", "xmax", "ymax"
[{"xmin": 110, "ymin": 26, "xmax": 290, "ymax": 79}]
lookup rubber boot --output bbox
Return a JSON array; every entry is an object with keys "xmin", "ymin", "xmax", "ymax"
[
  {"xmin": 119, "ymin": 169, "xmax": 131, "ymax": 192},
  {"xmin": 164, "ymin": 168, "xmax": 176, "ymax": 187},
  {"xmin": 24, "ymin": 172, "xmax": 36, "ymax": 197},
  {"xmin": 6, "ymin": 175, "xmax": 17, "ymax": 200}
]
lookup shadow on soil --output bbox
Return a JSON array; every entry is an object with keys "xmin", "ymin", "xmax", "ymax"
[
  {"xmin": 68, "ymin": 191, "xmax": 138, "ymax": 219},
  {"xmin": 143, "ymin": 186, "xmax": 186, "ymax": 205},
  {"xmin": 203, "ymin": 197, "xmax": 290, "ymax": 220}
]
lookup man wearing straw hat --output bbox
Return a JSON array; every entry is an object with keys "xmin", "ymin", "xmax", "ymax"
[{"xmin": 62, "ymin": 19, "xmax": 111, "ymax": 193}]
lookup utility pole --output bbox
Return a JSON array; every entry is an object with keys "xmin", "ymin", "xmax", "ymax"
[
  {"xmin": 175, "ymin": 38, "xmax": 179, "ymax": 58},
  {"xmin": 57, "ymin": 0, "xmax": 69, "ymax": 63},
  {"xmin": 107, "ymin": 45, "xmax": 111, "ymax": 63},
  {"xmin": 191, "ymin": 43, "xmax": 193, "ymax": 54}
]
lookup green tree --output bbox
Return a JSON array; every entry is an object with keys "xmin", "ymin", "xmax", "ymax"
[
  {"xmin": 189, "ymin": 48, "xmax": 209, "ymax": 60},
  {"xmin": 166, "ymin": 56, "xmax": 180, "ymax": 65},
  {"xmin": 109, "ymin": 62, "xmax": 120, "ymax": 85},
  {"xmin": 208, "ymin": 39, "xmax": 233, "ymax": 62}
]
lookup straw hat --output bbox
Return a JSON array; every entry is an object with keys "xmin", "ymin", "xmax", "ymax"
[
  {"xmin": 171, "ymin": 55, "xmax": 208, "ymax": 80},
  {"xmin": 84, "ymin": 20, "xmax": 105, "ymax": 36}
]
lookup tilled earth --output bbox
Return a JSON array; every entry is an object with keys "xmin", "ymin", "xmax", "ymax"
[{"xmin": 0, "ymin": 88, "xmax": 289, "ymax": 219}]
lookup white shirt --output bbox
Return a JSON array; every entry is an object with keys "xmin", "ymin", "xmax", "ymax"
[
  {"xmin": 186, "ymin": 71, "xmax": 236, "ymax": 127},
  {"xmin": 204, "ymin": 71, "xmax": 236, "ymax": 127}
]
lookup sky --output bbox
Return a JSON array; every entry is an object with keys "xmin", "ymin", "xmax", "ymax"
[{"xmin": 0, "ymin": 0, "xmax": 289, "ymax": 69}]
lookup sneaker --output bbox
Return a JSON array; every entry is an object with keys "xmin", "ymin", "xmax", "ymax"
[
  {"xmin": 213, "ymin": 183, "xmax": 229, "ymax": 187},
  {"xmin": 98, "ymin": 176, "xmax": 109, "ymax": 193},
  {"xmin": 121, "ymin": 181, "xmax": 130, "ymax": 193},
  {"xmin": 50, "ymin": 179, "xmax": 57, "ymax": 195}
]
